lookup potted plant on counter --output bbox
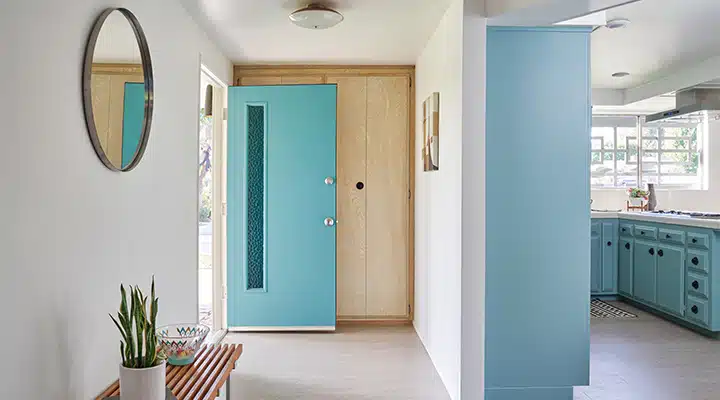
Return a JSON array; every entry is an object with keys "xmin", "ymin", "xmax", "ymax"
[
  {"xmin": 627, "ymin": 187, "xmax": 649, "ymax": 207},
  {"xmin": 110, "ymin": 276, "xmax": 166, "ymax": 400}
]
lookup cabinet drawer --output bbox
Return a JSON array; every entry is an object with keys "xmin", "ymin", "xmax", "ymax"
[
  {"xmin": 634, "ymin": 225, "xmax": 657, "ymax": 240},
  {"xmin": 659, "ymin": 228, "xmax": 685, "ymax": 245},
  {"xmin": 687, "ymin": 250, "xmax": 709, "ymax": 274},
  {"xmin": 686, "ymin": 296, "xmax": 709, "ymax": 327},
  {"xmin": 619, "ymin": 223, "xmax": 634, "ymax": 237},
  {"xmin": 688, "ymin": 232, "xmax": 710, "ymax": 249},
  {"xmin": 687, "ymin": 273, "xmax": 709, "ymax": 299}
]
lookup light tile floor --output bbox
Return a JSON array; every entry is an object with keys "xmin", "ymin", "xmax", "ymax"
[
  {"xmin": 575, "ymin": 300, "xmax": 720, "ymax": 400},
  {"xmin": 224, "ymin": 324, "xmax": 450, "ymax": 399},
  {"xmin": 221, "ymin": 302, "xmax": 720, "ymax": 400}
]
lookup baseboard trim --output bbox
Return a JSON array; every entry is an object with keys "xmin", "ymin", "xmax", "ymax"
[
  {"xmin": 337, "ymin": 319, "xmax": 412, "ymax": 326},
  {"xmin": 228, "ymin": 326, "xmax": 336, "ymax": 332}
]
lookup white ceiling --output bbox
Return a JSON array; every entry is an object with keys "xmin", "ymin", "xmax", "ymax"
[
  {"xmin": 592, "ymin": 0, "xmax": 720, "ymax": 89},
  {"xmin": 179, "ymin": 0, "xmax": 452, "ymax": 64}
]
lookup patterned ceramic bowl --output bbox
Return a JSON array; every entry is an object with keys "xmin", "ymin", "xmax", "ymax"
[{"xmin": 157, "ymin": 324, "xmax": 210, "ymax": 366}]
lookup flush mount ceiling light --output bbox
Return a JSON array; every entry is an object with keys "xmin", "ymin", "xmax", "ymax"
[
  {"xmin": 612, "ymin": 72, "xmax": 630, "ymax": 78},
  {"xmin": 289, "ymin": 4, "xmax": 344, "ymax": 30},
  {"xmin": 605, "ymin": 18, "xmax": 630, "ymax": 29}
]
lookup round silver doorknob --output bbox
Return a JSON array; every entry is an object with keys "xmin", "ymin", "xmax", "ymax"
[
  {"xmin": 325, "ymin": 177, "xmax": 335, "ymax": 185},
  {"xmin": 324, "ymin": 217, "xmax": 335, "ymax": 227}
]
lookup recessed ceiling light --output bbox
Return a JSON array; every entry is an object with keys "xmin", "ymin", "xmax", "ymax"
[
  {"xmin": 289, "ymin": 4, "xmax": 344, "ymax": 30},
  {"xmin": 605, "ymin": 18, "xmax": 630, "ymax": 29},
  {"xmin": 612, "ymin": 72, "xmax": 630, "ymax": 78}
]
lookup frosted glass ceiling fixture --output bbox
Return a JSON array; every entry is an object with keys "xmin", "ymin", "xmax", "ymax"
[{"xmin": 289, "ymin": 4, "xmax": 344, "ymax": 30}]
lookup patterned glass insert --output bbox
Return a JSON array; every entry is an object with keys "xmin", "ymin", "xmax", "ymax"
[{"xmin": 246, "ymin": 105, "xmax": 265, "ymax": 290}]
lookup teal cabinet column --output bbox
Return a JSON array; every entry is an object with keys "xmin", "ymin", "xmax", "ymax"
[
  {"xmin": 486, "ymin": 26, "xmax": 591, "ymax": 400},
  {"xmin": 591, "ymin": 223, "xmax": 602, "ymax": 293}
]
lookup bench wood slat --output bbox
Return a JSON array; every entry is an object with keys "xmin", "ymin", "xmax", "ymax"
[
  {"xmin": 97, "ymin": 344, "xmax": 242, "ymax": 400},
  {"xmin": 176, "ymin": 345, "xmax": 226, "ymax": 399},
  {"xmin": 192, "ymin": 345, "xmax": 234, "ymax": 399}
]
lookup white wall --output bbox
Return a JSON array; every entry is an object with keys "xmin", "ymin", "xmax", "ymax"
[
  {"xmin": 0, "ymin": 1, "xmax": 231, "ymax": 398},
  {"xmin": 414, "ymin": 1, "xmax": 464, "ymax": 397},
  {"xmin": 592, "ymin": 119, "xmax": 720, "ymax": 212},
  {"xmin": 414, "ymin": 1, "xmax": 486, "ymax": 398}
]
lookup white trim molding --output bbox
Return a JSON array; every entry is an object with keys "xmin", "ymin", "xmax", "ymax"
[{"xmin": 228, "ymin": 326, "xmax": 336, "ymax": 332}]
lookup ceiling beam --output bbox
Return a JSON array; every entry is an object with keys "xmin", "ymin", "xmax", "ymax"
[
  {"xmin": 487, "ymin": 0, "xmax": 640, "ymax": 26},
  {"xmin": 624, "ymin": 55, "xmax": 720, "ymax": 104},
  {"xmin": 592, "ymin": 89, "xmax": 625, "ymax": 106}
]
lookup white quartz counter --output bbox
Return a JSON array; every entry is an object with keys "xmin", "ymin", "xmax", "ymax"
[{"xmin": 592, "ymin": 211, "xmax": 720, "ymax": 230}]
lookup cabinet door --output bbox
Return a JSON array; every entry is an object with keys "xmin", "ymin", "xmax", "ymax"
[
  {"xmin": 656, "ymin": 245, "xmax": 685, "ymax": 317},
  {"xmin": 365, "ymin": 76, "xmax": 410, "ymax": 317},
  {"xmin": 590, "ymin": 222, "xmax": 601, "ymax": 294},
  {"xmin": 328, "ymin": 76, "xmax": 368, "ymax": 318},
  {"xmin": 633, "ymin": 240, "xmax": 657, "ymax": 304},
  {"xmin": 601, "ymin": 222, "xmax": 617, "ymax": 293},
  {"xmin": 618, "ymin": 238, "xmax": 633, "ymax": 296}
]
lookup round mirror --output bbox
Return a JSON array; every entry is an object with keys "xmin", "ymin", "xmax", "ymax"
[{"xmin": 82, "ymin": 8, "xmax": 153, "ymax": 171}]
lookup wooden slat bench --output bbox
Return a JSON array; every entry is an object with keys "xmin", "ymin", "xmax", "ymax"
[{"xmin": 97, "ymin": 344, "xmax": 243, "ymax": 400}]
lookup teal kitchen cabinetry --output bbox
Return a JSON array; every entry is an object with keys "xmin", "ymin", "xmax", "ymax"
[
  {"xmin": 633, "ymin": 240, "xmax": 657, "ymax": 304},
  {"xmin": 591, "ymin": 219, "xmax": 618, "ymax": 295},
  {"xmin": 655, "ymin": 244, "xmax": 685, "ymax": 317},
  {"xmin": 593, "ymin": 216, "xmax": 720, "ymax": 333},
  {"xmin": 618, "ymin": 235, "xmax": 634, "ymax": 296}
]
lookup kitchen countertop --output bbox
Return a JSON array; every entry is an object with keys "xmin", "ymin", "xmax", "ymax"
[{"xmin": 592, "ymin": 211, "xmax": 720, "ymax": 229}]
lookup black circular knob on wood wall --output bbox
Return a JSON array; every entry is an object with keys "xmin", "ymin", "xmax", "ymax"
[
  {"xmin": 607, "ymin": 241, "xmax": 612, "ymax": 246},
  {"xmin": 658, "ymin": 249, "xmax": 664, "ymax": 257},
  {"xmin": 625, "ymin": 243, "xmax": 630, "ymax": 250},
  {"xmin": 692, "ymin": 281, "xmax": 700, "ymax": 290},
  {"xmin": 356, "ymin": 182, "xmax": 364, "ymax": 190},
  {"xmin": 649, "ymin": 248, "xmax": 654, "ymax": 255},
  {"xmin": 692, "ymin": 257, "xmax": 699, "ymax": 265},
  {"xmin": 692, "ymin": 305, "xmax": 699, "ymax": 314}
]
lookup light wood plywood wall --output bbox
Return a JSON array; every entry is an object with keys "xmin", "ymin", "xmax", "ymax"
[{"xmin": 234, "ymin": 65, "xmax": 414, "ymax": 321}]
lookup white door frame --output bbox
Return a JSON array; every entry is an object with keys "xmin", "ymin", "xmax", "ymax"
[{"xmin": 199, "ymin": 64, "xmax": 228, "ymax": 339}]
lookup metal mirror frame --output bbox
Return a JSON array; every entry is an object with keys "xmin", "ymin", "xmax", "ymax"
[{"xmin": 82, "ymin": 8, "xmax": 154, "ymax": 172}]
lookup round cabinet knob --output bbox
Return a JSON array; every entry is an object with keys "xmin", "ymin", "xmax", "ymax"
[
  {"xmin": 692, "ymin": 257, "xmax": 699, "ymax": 265},
  {"xmin": 622, "ymin": 228, "xmax": 626, "ymax": 232},
  {"xmin": 649, "ymin": 248, "xmax": 654, "ymax": 256},
  {"xmin": 625, "ymin": 243, "xmax": 630, "ymax": 250},
  {"xmin": 356, "ymin": 182, "xmax": 364, "ymax": 190},
  {"xmin": 325, "ymin": 177, "xmax": 335, "ymax": 185},
  {"xmin": 658, "ymin": 249, "xmax": 664, "ymax": 257},
  {"xmin": 666, "ymin": 234, "xmax": 671, "ymax": 239},
  {"xmin": 641, "ymin": 231, "xmax": 645, "ymax": 235},
  {"xmin": 607, "ymin": 241, "xmax": 612, "ymax": 247},
  {"xmin": 324, "ymin": 217, "xmax": 335, "ymax": 227},
  {"xmin": 692, "ymin": 281, "xmax": 700, "ymax": 290},
  {"xmin": 692, "ymin": 238, "xmax": 698, "ymax": 243},
  {"xmin": 692, "ymin": 305, "xmax": 699, "ymax": 314}
]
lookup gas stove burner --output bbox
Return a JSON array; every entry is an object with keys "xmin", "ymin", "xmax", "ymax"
[{"xmin": 649, "ymin": 210, "xmax": 720, "ymax": 219}]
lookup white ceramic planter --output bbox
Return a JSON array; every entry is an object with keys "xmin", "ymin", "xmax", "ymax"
[
  {"xmin": 120, "ymin": 361, "xmax": 166, "ymax": 400},
  {"xmin": 629, "ymin": 197, "xmax": 644, "ymax": 206}
]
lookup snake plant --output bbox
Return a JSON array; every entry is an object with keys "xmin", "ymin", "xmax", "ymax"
[{"xmin": 110, "ymin": 276, "xmax": 163, "ymax": 368}]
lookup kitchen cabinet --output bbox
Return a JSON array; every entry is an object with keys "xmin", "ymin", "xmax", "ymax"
[
  {"xmin": 618, "ymin": 237, "xmax": 633, "ymax": 296},
  {"xmin": 597, "ymin": 217, "xmax": 720, "ymax": 333},
  {"xmin": 633, "ymin": 240, "xmax": 657, "ymax": 304},
  {"xmin": 656, "ymin": 244, "xmax": 685, "ymax": 317},
  {"xmin": 591, "ymin": 220, "xmax": 617, "ymax": 295}
]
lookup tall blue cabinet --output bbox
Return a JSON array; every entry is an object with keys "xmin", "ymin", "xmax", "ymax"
[{"xmin": 486, "ymin": 26, "xmax": 591, "ymax": 400}]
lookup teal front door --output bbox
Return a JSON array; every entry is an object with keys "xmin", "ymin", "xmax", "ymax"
[{"xmin": 227, "ymin": 84, "xmax": 337, "ymax": 330}]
